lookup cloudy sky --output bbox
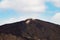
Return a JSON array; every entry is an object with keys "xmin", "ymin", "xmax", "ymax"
[{"xmin": 0, "ymin": 0, "xmax": 60, "ymax": 25}]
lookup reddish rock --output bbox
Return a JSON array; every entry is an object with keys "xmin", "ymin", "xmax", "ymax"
[{"xmin": 0, "ymin": 19, "xmax": 60, "ymax": 40}]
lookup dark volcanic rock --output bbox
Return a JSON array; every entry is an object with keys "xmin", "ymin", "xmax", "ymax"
[{"xmin": 0, "ymin": 19, "xmax": 60, "ymax": 40}]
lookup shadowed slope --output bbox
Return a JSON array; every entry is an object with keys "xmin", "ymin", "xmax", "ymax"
[{"xmin": 0, "ymin": 19, "xmax": 60, "ymax": 40}]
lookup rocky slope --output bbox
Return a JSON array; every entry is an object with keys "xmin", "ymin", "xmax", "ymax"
[{"xmin": 0, "ymin": 19, "xmax": 60, "ymax": 40}]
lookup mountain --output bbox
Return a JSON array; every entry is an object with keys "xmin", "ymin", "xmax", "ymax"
[{"xmin": 0, "ymin": 19, "xmax": 60, "ymax": 40}]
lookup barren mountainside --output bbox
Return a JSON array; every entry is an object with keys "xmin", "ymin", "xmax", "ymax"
[{"xmin": 0, "ymin": 19, "xmax": 60, "ymax": 40}]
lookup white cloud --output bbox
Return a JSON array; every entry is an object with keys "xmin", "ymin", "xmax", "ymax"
[
  {"xmin": 0, "ymin": 18, "xmax": 17, "ymax": 25},
  {"xmin": 50, "ymin": 0, "xmax": 60, "ymax": 7},
  {"xmin": 0, "ymin": 0, "xmax": 12, "ymax": 8},
  {"xmin": 0, "ymin": 0, "xmax": 46, "ymax": 12},
  {"xmin": 0, "ymin": 13, "xmax": 39, "ymax": 25},
  {"xmin": 51, "ymin": 13, "xmax": 60, "ymax": 25},
  {"xmin": 0, "ymin": 18, "xmax": 22, "ymax": 25}
]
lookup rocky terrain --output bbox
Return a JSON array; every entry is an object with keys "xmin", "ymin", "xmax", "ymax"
[{"xmin": 0, "ymin": 19, "xmax": 60, "ymax": 40}]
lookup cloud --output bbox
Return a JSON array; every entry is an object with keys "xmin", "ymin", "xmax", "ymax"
[
  {"xmin": 0, "ymin": 18, "xmax": 18, "ymax": 25},
  {"xmin": 0, "ymin": 18, "xmax": 22, "ymax": 25},
  {"xmin": 0, "ymin": 0, "xmax": 12, "ymax": 8},
  {"xmin": 50, "ymin": 0, "xmax": 60, "ymax": 7},
  {"xmin": 0, "ymin": 0, "xmax": 46, "ymax": 12},
  {"xmin": 51, "ymin": 13, "xmax": 60, "ymax": 25},
  {"xmin": 0, "ymin": 13, "xmax": 39, "ymax": 25}
]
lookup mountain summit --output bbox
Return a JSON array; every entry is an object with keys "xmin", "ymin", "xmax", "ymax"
[{"xmin": 0, "ymin": 19, "xmax": 60, "ymax": 40}]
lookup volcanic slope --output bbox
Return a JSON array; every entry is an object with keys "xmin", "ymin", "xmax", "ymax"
[{"xmin": 0, "ymin": 19, "xmax": 60, "ymax": 40}]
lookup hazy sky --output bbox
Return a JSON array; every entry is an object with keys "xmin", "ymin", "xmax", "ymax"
[{"xmin": 0, "ymin": 0, "xmax": 60, "ymax": 25}]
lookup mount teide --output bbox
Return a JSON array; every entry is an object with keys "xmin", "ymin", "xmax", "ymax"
[{"xmin": 0, "ymin": 19, "xmax": 60, "ymax": 40}]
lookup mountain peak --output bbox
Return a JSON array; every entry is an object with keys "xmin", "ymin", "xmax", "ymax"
[
  {"xmin": 0, "ymin": 19, "xmax": 60, "ymax": 40},
  {"xmin": 25, "ymin": 18, "xmax": 35, "ymax": 24}
]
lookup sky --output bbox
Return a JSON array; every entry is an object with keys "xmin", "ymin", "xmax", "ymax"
[{"xmin": 0, "ymin": 0, "xmax": 60, "ymax": 25}]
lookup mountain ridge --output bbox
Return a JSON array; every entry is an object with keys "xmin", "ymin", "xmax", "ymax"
[{"xmin": 0, "ymin": 19, "xmax": 60, "ymax": 40}]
